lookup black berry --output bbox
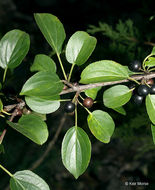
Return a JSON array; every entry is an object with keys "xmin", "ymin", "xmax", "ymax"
[
  {"xmin": 137, "ymin": 85, "xmax": 150, "ymax": 96},
  {"xmin": 133, "ymin": 94, "xmax": 143, "ymax": 105},
  {"xmin": 83, "ymin": 97, "xmax": 94, "ymax": 108},
  {"xmin": 128, "ymin": 60, "xmax": 141, "ymax": 72},
  {"xmin": 64, "ymin": 102, "xmax": 75, "ymax": 113},
  {"xmin": 150, "ymin": 84, "xmax": 155, "ymax": 94}
]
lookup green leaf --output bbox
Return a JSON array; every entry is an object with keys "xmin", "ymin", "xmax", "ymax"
[
  {"xmin": 0, "ymin": 99, "xmax": 3, "ymax": 111},
  {"xmin": 146, "ymin": 94, "xmax": 155, "ymax": 124},
  {"xmin": 0, "ymin": 144, "xmax": 5, "ymax": 154},
  {"xmin": 87, "ymin": 110, "xmax": 115, "ymax": 143},
  {"xmin": 65, "ymin": 31, "xmax": 97, "ymax": 65},
  {"xmin": 10, "ymin": 170, "xmax": 50, "ymax": 190},
  {"xmin": 144, "ymin": 57, "xmax": 155, "ymax": 68},
  {"xmin": 0, "ymin": 82, "xmax": 2, "ymax": 90},
  {"xmin": 25, "ymin": 96, "xmax": 60, "ymax": 114},
  {"xmin": 103, "ymin": 85, "xmax": 132, "ymax": 108},
  {"xmin": 30, "ymin": 112, "xmax": 47, "ymax": 121},
  {"xmin": 0, "ymin": 29, "xmax": 30, "ymax": 69},
  {"xmin": 151, "ymin": 124, "xmax": 155, "ymax": 144},
  {"xmin": 84, "ymin": 87, "xmax": 101, "ymax": 100},
  {"xmin": 112, "ymin": 106, "xmax": 126, "ymax": 115},
  {"xmin": 34, "ymin": 13, "xmax": 66, "ymax": 54},
  {"xmin": 151, "ymin": 46, "xmax": 155, "ymax": 55},
  {"xmin": 7, "ymin": 114, "xmax": 48, "ymax": 145},
  {"xmin": 20, "ymin": 71, "xmax": 63, "ymax": 100},
  {"xmin": 30, "ymin": 54, "xmax": 56, "ymax": 73},
  {"xmin": 61, "ymin": 126, "xmax": 91, "ymax": 179},
  {"xmin": 124, "ymin": 66, "xmax": 137, "ymax": 75},
  {"xmin": 80, "ymin": 60, "xmax": 129, "ymax": 84}
]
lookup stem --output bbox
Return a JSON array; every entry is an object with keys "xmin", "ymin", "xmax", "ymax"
[
  {"xmin": 0, "ymin": 164, "xmax": 13, "ymax": 177},
  {"xmin": 62, "ymin": 80, "xmax": 74, "ymax": 88},
  {"xmin": 148, "ymin": 68, "xmax": 155, "ymax": 72},
  {"xmin": 77, "ymin": 99, "xmax": 91, "ymax": 115},
  {"xmin": 0, "ymin": 114, "xmax": 5, "ymax": 118},
  {"xmin": 144, "ymin": 81, "xmax": 151, "ymax": 88},
  {"xmin": 2, "ymin": 110, "xmax": 11, "ymax": 115},
  {"xmin": 72, "ymin": 91, "xmax": 80, "ymax": 103},
  {"xmin": 128, "ymin": 77, "xmax": 140, "ymax": 85},
  {"xmin": 79, "ymin": 94, "xmax": 84, "ymax": 100},
  {"xmin": 3, "ymin": 68, "xmax": 7, "ymax": 83},
  {"xmin": 59, "ymin": 99, "xmax": 71, "ymax": 102},
  {"xmin": 0, "ymin": 129, "xmax": 7, "ymax": 144},
  {"xmin": 56, "ymin": 53, "xmax": 67, "ymax": 80},
  {"xmin": 68, "ymin": 63, "xmax": 75, "ymax": 82},
  {"xmin": 142, "ymin": 54, "xmax": 151, "ymax": 70},
  {"xmin": 75, "ymin": 105, "xmax": 78, "ymax": 127}
]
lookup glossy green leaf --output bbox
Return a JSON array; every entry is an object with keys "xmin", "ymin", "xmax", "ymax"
[
  {"xmin": 30, "ymin": 54, "xmax": 56, "ymax": 73},
  {"xmin": 65, "ymin": 31, "xmax": 97, "ymax": 65},
  {"xmin": 80, "ymin": 60, "xmax": 129, "ymax": 84},
  {"xmin": 151, "ymin": 124, "xmax": 155, "ymax": 144},
  {"xmin": 61, "ymin": 126, "xmax": 91, "ymax": 179},
  {"xmin": 20, "ymin": 71, "xmax": 63, "ymax": 100},
  {"xmin": 0, "ymin": 29, "xmax": 30, "ymax": 69},
  {"xmin": 146, "ymin": 94, "xmax": 155, "ymax": 124},
  {"xmin": 84, "ymin": 87, "xmax": 101, "ymax": 100},
  {"xmin": 34, "ymin": 13, "xmax": 66, "ymax": 54},
  {"xmin": 25, "ymin": 96, "xmax": 60, "ymax": 114},
  {"xmin": 10, "ymin": 170, "xmax": 50, "ymax": 190},
  {"xmin": 87, "ymin": 110, "xmax": 115, "ymax": 143},
  {"xmin": 7, "ymin": 114, "xmax": 48, "ymax": 145},
  {"xmin": 144, "ymin": 57, "xmax": 155, "ymax": 67},
  {"xmin": 103, "ymin": 85, "xmax": 132, "ymax": 108},
  {"xmin": 112, "ymin": 106, "xmax": 126, "ymax": 115}
]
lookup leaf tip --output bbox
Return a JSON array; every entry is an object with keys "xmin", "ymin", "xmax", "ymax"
[{"xmin": 73, "ymin": 174, "xmax": 80, "ymax": 179}]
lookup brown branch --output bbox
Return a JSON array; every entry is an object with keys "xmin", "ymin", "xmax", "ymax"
[
  {"xmin": 4, "ymin": 101, "xmax": 25, "ymax": 113},
  {"xmin": 144, "ymin": 41, "xmax": 155, "ymax": 47},
  {"xmin": 127, "ymin": 37, "xmax": 155, "ymax": 47},
  {"xmin": 0, "ymin": 101, "xmax": 26, "ymax": 145},
  {"xmin": 29, "ymin": 115, "xmax": 67, "ymax": 171},
  {"xmin": 60, "ymin": 72, "xmax": 155, "ymax": 95}
]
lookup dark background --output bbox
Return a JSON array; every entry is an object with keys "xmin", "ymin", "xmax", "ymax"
[{"xmin": 0, "ymin": 0, "xmax": 155, "ymax": 189}]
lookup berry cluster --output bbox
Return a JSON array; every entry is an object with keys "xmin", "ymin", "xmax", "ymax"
[
  {"xmin": 132, "ymin": 84, "xmax": 150, "ymax": 105},
  {"xmin": 129, "ymin": 60, "xmax": 155, "ymax": 105},
  {"xmin": 132, "ymin": 83, "xmax": 155, "ymax": 105},
  {"xmin": 64, "ymin": 97, "xmax": 94, "ymax": 113}
]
